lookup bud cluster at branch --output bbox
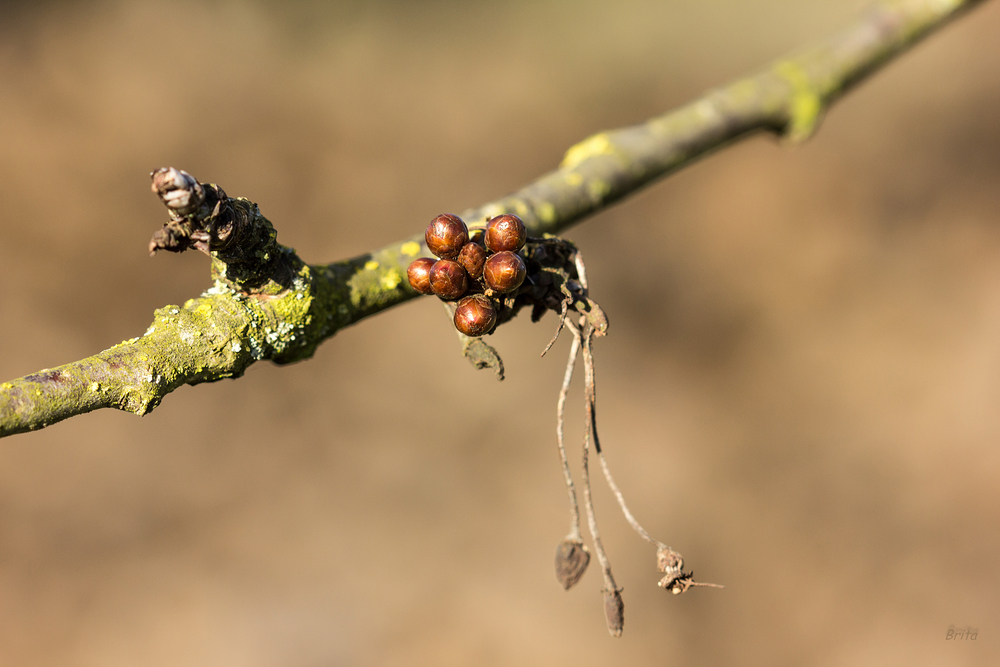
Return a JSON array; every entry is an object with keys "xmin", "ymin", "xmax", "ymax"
[{"xmin": 407, "ymin": 213, "xmax": 529, "ymax": 337}]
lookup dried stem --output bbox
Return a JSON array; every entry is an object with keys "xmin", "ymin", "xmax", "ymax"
[
  {"xmin": 582, "ymin": 331, "xmax": 660, "ymax": 548},
  {"xmin": 557, "ymin": 333, "xmax": 583, "ymax": 541},
  {"xmin": 573, "ymin": 319, "xmax": 624, "ymax": 636},
  {"xmin": 553, "ymin": 326, "xmax": 592, "ymax": 591},
  {"xmin": 581, "ymin": 315, "xmax": 723, "ymax": 595},
  {"xmin": 539, "ymin": 301, "xmax": 569, "ymax": 358}
]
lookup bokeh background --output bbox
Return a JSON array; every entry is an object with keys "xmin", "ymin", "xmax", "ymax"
[{"xmin": 0, "ymin": 1, "xmax": 998, "ymax": 665}]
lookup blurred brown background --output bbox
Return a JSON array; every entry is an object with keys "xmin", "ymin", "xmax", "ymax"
[{"xmin": 0, "ymin": 0, "xmax": 998, "ymax": 665}]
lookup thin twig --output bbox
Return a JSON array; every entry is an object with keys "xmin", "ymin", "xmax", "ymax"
[
  {"xmin": 582, "ymin": 331, "xmax": 661, "ymax": 548},
  {"xmin": 576, "ymin": 323, "xmax": 613, "ymax": 578},
  {"xmin": 557, "ymin": 328, "xmax": 583, "ymax": 541},
  {"xmin": 574, "ymin": 320, "xmax": 624, "ymax": 634},
  {"xmin": 540, "ymin": 300, "xmax": 569, "ymax": 358}
]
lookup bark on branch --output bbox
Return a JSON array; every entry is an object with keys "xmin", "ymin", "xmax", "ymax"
[{"xmin": 0, "ymin": 0, "xmax": 987, "ymax": 438}]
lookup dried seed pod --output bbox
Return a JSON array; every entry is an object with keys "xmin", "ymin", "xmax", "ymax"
[
  {"xmin": 603, "ymin": 588, "xmax": 625, "ymax": 637},
  {"xmin": 429, "ymin": 259, "xmax": 469, "ymax": 300},
  {"xmin": 483, "ymin": 251, "xmax": 526, "ymax": 293},
  {"xmin": 457, "ymin": 242, "xmax": 488, "ymax": 280},
  {"xmin": 555, "ymin": 538, "xmax": 591, "ymax": 590},
  {"xmin": 406, "ymin": 257, "xmax": 436, "ymax": 295},
  {"xmin": 485, "ymin": 214, "xmax": 527, "ymax": 253},
  {"xmin": 425, "ymin": 214, "xmax": 469, "ymax": 260},
  {"xmin": 454, "ymin": 294, "xmax": 497, "ymax": 337}
]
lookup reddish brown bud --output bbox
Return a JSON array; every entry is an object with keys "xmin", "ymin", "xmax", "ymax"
[
  {"xmin": 555, "ymin": 539, "xmax": 591, "ymax": 590},
  {"xmin": 406, "ymin": 257, "xmax": 436, "ymax": 295},
  {"xmin": 425, "ymin": 214, "xmax": 469, "ymax": 260},
  {"xmin": 457, "ymin": 242, "xmax": 488, "ymax": 280},
  {"xmin": 603, "ymin": 588, "xmax": 625, "ymax": 637},
  {"xmin": 485, "ymin": 214, "xmax": 526, "ymax": 253},
  {"xmin": 483, "ymin": 251, "xmax": 526, "ymax": 293},
  {"xmin": 454, "ymin": 294, "xmax": 497, "ymax": 337},
  {"xmin": 429, "ymin": 259, "xmax": 469, "ymax": 300}
]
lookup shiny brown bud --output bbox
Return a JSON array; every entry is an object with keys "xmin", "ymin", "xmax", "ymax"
[
  {"xmin": 453, "ymin": 294, "xmax": 497, "ymax": 337},
  {"xmin": 457, "ymin": 242, "xmax": 488, "ymax": 280},
  {"xmin": 555, "ymin": 538, "xmax": 591, "ymax": 590},
  {"xmin": 406, "ymin": 257, "xmax": 436, "ymax": 294},
  {"xmin": 425, "ymin": 214, "xmax": 469, "ymax": 260},
  {"xmin": 603, "ymin": 588, "xmax": 625, "ymax": 637},
  {"xmin": 483, "ymin": 251, "xmax": 526, "ymax": 293},
  {"xmin": 485, "ymin": 214, "xmax": 526, "ymax": 253},
  {"xmin": 429, "ymin": 259, "xmax": 469, "ymax": 300}
]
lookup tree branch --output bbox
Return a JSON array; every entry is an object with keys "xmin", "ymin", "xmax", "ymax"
[{"xmin": 0, "ymin": 0, "xmax": 987, "ymax": 438}]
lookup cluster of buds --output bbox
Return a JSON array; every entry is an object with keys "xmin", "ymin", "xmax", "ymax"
[
  {"xmin": 407, "ymin": 210, "xmax": 721, "ymax": 637},
  {"xmin": 407, "ymin": 213, "xmax": 528, "ymax": 337}
]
